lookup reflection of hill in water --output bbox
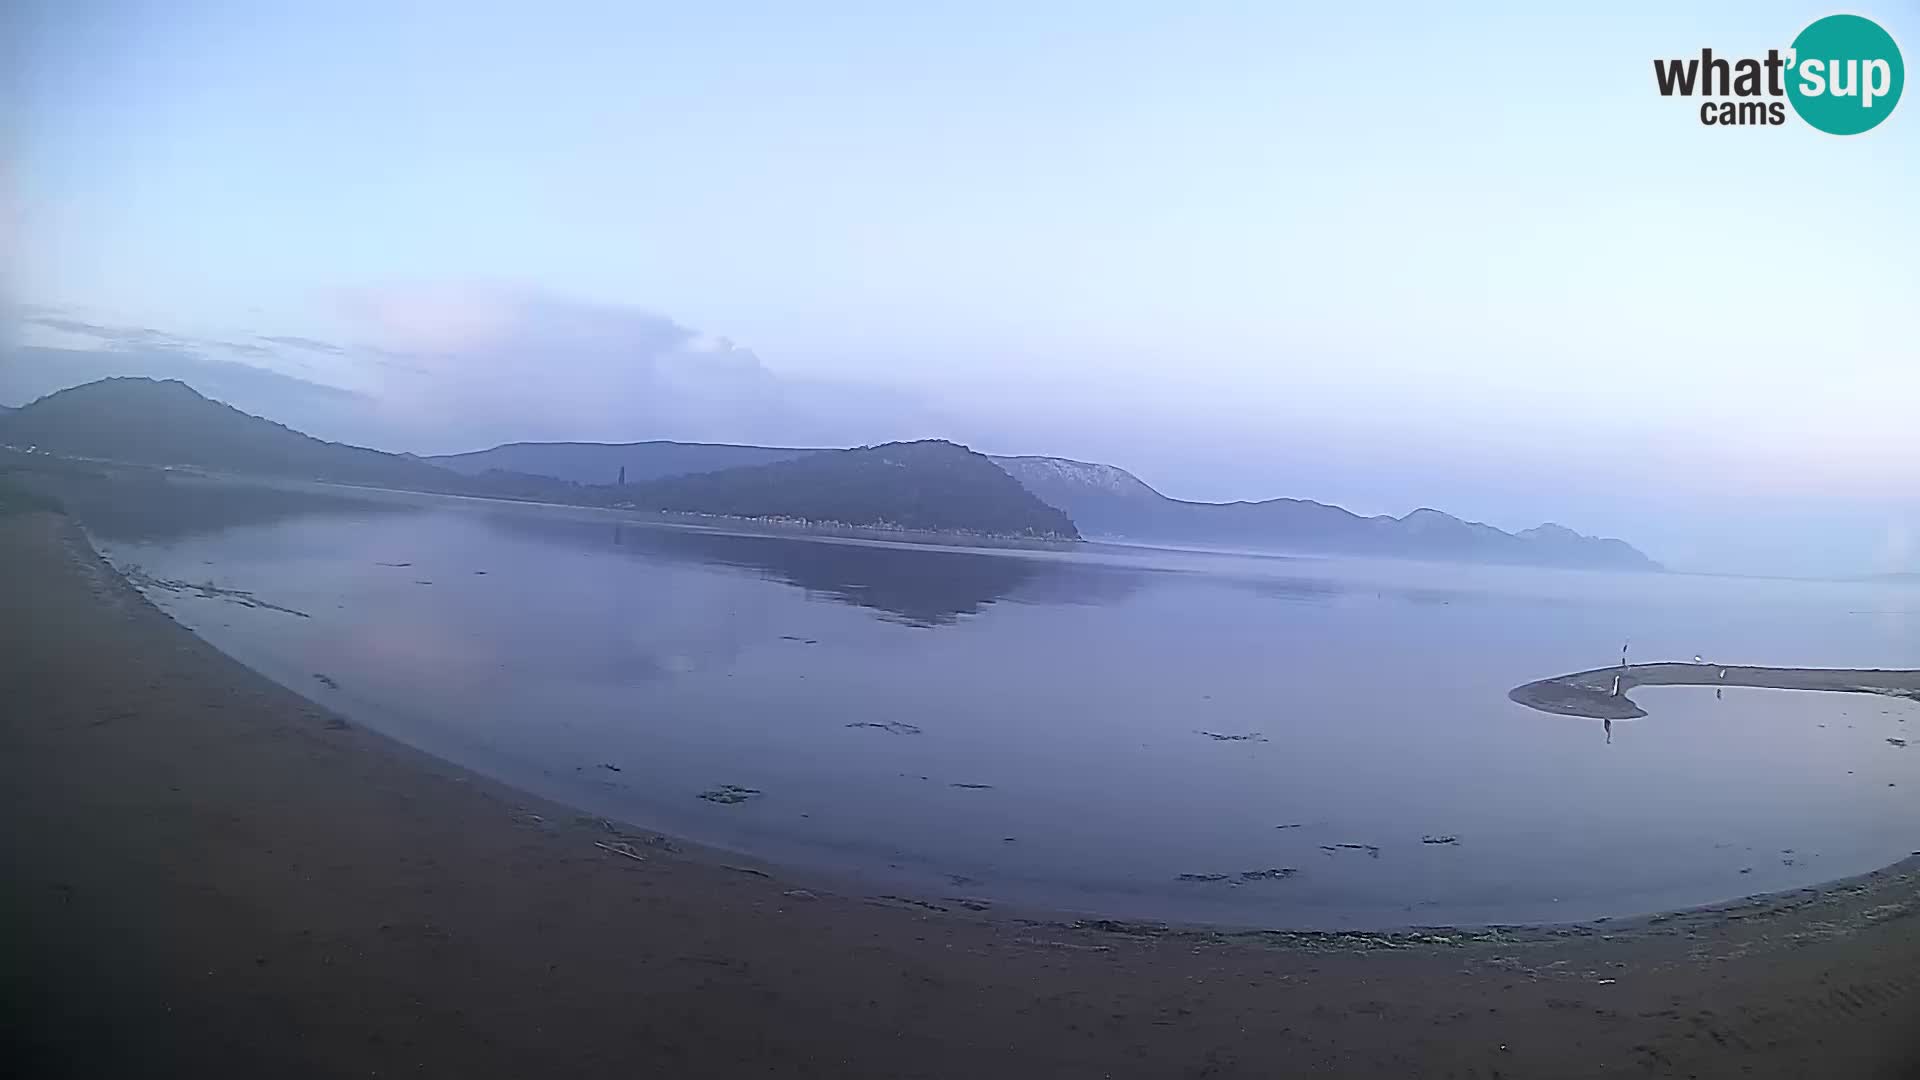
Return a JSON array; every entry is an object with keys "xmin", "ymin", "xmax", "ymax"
[
  {"xmin": 483, "ymin": 512, "xmax": 1146, "ymax": 626},
  {"xmin": 30, "ymin": 470, "xmax": 407, "ymax": 543},
  {"xmin": 1229, "ymin": 574, "xmax": 1347, "ymax": 605},
  {"xmin": 1231, "ymin": 575, "xmax": 1473, "ymax": 607}
]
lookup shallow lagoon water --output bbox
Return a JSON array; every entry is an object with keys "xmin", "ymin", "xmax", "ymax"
[{"xmin": 90, "ymin": 480, "xmax": 1920, "ymax": 929}]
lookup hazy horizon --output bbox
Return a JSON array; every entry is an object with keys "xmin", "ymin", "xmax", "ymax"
[{"xmin": 7, "ymin": 2, "xmax": 1916, "ymax": 577}]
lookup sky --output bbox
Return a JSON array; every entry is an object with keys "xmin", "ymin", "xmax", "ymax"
[{"xmin": 4, "ymin": 1, "xmax": 1917, "ymax": 576}]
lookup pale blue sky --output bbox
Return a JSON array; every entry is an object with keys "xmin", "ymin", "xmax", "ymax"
[{"xmin": 6, "ymin": 1, "xmax": 1918, "ymax": 575}]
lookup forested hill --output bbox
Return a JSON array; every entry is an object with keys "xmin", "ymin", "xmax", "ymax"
[
  {"xmin": 615, "ymin": 440, "xmax": 1080, "ymax": 539},
  {"xmin": 0, "ymin": 378, "xmax": 462, "ymax": 490}
]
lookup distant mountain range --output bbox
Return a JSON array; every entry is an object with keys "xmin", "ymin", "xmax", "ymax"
[
  {"xmin": 0, "ymin": 379, "xmax": 1072, "ymax": 539},
  {"xmin": 992, "ymin": 455, "xmax": 1655, "ymax": 569},
  {"xmin": 432, "ymin": 443, "xmax": 1656, "ymax": 568},
  {"xmin": 0, "ymin": 377, "xmax": 1658, "ymax": 566}
]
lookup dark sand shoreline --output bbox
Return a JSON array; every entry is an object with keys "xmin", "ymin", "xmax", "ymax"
[
  {"xmin": 1512, "ymin": 662, "xmax": 1920, "ymax": 720},
  {"xmin": 5, "ymin": 510, "xmax": 1919, "ymax": 1077}
]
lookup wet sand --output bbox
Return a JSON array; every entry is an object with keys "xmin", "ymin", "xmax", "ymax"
[
  {"xmin": 5, "ymin": 508, "xmax": 1920, "ymax": 1078},
  {"xmin": 1512, "ymin": 662, "xmax": 1920, "ymax": 720}
]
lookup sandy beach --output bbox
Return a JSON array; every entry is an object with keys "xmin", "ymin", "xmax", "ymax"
[{"xmin": 4, "ymin": 507, "xmax": 1919, "ymax": 1078}]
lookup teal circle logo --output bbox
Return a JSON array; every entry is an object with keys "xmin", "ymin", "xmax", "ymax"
[{"xmin": 1787, "ymin": 14, "xmax": 1904, "ymax": 134}]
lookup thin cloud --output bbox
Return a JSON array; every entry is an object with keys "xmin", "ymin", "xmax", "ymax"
[
  {"xmin": 258, "ymin": 334, "xmax": 345, "ymax": 354},
  {"xmin": 328, "ymin": 284, "xmax": 939, "ymax": 450},
  {"xmin": 26, "ymin": 314, "xmax": 185, "ymax": 350},
  {"xmin": 10, "ymin": 290, "xmax": 945, "ymax": 455}
]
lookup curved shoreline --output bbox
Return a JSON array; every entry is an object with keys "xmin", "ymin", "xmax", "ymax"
[
  {"xmin": 8, "ymin": 508, "xmax": 1920, "ymax": 1076},
  {"xmin": 1510, "ymin": 661, "xmax": 1920, "ymax": 720},
  {"xmin": 60, "ymin": 504, "xmax": 1920, "ymax": 935}
]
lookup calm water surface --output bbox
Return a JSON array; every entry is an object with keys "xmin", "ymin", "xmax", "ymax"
[{"xmin": 87, "ymin": 480, "xmax": 1920, "ymax": 929}]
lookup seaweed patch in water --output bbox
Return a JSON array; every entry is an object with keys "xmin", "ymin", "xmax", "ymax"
[
  {"xmin": 1237, "ymin": 867, "xmax": 1299, "ymax": 882},
  {"xmin": 698, "ymin": 784, "xmax": 762, "ymax": 805},
  {"xmin": 1179, "ymin": 868, "xmax": 1300, "ymax": 884},
  {"xmin": 122, "ymin": 565, "xmax": 311, "ymax": 619},
  {"xmin": 846, "ymin": 721, "xmax": 922, "ymax": 735}
]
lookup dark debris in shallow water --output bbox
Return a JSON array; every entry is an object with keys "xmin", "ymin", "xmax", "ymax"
[
  {"xmin": 1236, "ymin": 868, "xmax": 1299, "ymax": 882},
  {"xmin": 122, "ymin": 565, "xmax": 311, "ymax": 619},
  {"xmin": 846, "ymin": 721, "xmax": 922, "ymax": 736},
  {"xmin": 1322, "ymin": 843, "xmax": 1382, "ymax": 859},
  {"xmin": 876, "ymin": 895, "xmax": 947, "ymax": 912},
  {"xmin": 593, "ymin": 841, "xmax": 645, "ymax": 863},
  {"xmin": 698, "ymin": 784, "xmax": 762, "ymax": 805},
  {"xmin": 1179, "ymin": 868, "xmax": 1300, "ymax": 884},
  {"xmin": 594, "ymin": 819, "xmax": 679, "ymax": 853}
]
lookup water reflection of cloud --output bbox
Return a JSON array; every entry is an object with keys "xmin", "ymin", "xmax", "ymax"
[{"xmin": 345, "ymin": 588, "xmax": 696, "ymax": 690}]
